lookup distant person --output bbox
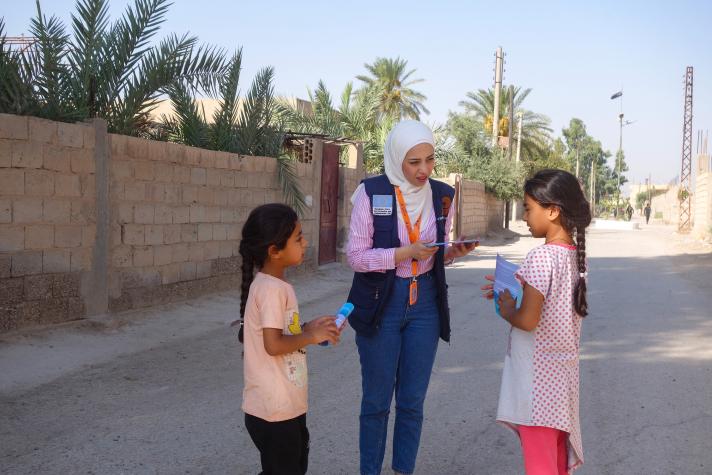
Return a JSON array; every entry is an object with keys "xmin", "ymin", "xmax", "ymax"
[
  {"xmin": 626, "ymin": 203, "xmax": 634, "ymax": 221},
  {"xmin": 481, "ymin": 169, "xmax": 592, "ymax": 474},
  {"xmin": 644, "ymin": 202, "xmax": 652, "ymax": 224},
  {"xmin": 237, "ymin": 204, "xmax": 343, "ymax": 475}
]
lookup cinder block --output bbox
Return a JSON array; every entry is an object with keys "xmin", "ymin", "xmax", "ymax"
[
  {"xmin": 206, "ymin": 207, "xmax": 220, "ymax": 222},
  {"xmin": 43, "ymin": 199, "xmax": 71, "ymax": 224},
  {"xmin": 198, "ymin": 150, "xmax": 215, "ymax": 168},
  {"xmin": 13, "ymin": 198, "xmax": 43, "ymax": 223},
  {"xmin": 25, "ymin": 224, "xmax": 54, "ymax": 249},
  {"xmin": 147, "ymin": 140, "xmax": 165, "ymax": 162},
  {"xmin": 154, "ymin": 204, "xmax": 172, "ymax": 224},
  {"xmin": 154, "ymin": 245, "xmax": 173, "ymax": 266},
  {"xmin": 182, "ymin": 185, "xmax": 198, "ymax": 204},
  {"xmin": 111, "ymin": 160, "xmax": 133, "ymax": 180},
  {"xmin": 212, "ymin": 224, "xmax": 227, "ymax": 241},
  {"xmin": 57, "ymin": 122, "xmax": 84, "ymax": 148},
  {"xmin": 189, "ymin": 204, "xmax": 205, "ymax": 223},
  {"xmin": 196, "ymin": 260, "xmax": 212, "ymax": 279},
  {"xmin": 179, "ymin": 261, "xmax": 196, "ymax": 281},
  {"xmin": 204, "ymin": 241, "xmax": 220, "ymax": 260},
  {"xmin": 163, "ymin": 224, "xmax": 182, "ymax": 244},
  {"xmin": 123, "ymin": 182, "xmax": 145, "ymax": 201},
  {"xmin": 43, "ymin": 249, "xmax": 71, "ymax": 273},
  {"xmin": 219, "ymin": 170, "xmax": 235, "ymax": 187},
  {"xmin": 146, "ymin": 183, "xmax": 166, "ymax": 202},
  {"xmin": 173, "ymin": 166, "xmax": 191, "ymax": 184},
  {"xmin": 154, "ymin": 163, "xmax": 173, "ymax": 183},
  {"xmin": 126, "ymin": 137, "xmax": 148, "ymax": 159},
  {"xmin": 181, "ymin": 224, "xmax": 197, "ymax": 242},
  {"xmin": 83, "ymin": 125, "xmax": 95, "ymax": 149},
  {"xmin": 0, "ymin": 199, "xmax": 10, "ymax": 223},
  {"xmin": 116, "ymin": 203, "xmax": 133, "ymax": 224},
  {"xmin": 11, "ymin": 251, "xmax": 43, "ymax": 276},
  {"xmin": 234, "ymin": 171, "xmax": 247, "ymax": 188},
  {"xmin": 70, "ymin": 149, "xmax": 95, "ymax": 174},
  {"xmin": 1, "ymin": 255, "xmax": 12, "ymax": 278},
  {"xmin": 55, "ymin": 225, "xmax": 82, "ymax": 248},
  {"xmin": 161, "ymin": 263, "xmax": 181, "ymax": 285},
  {"xmin": 110, "ymin": 135, "xmax": 126, "ymax": 156},
  {"xmin": 144, "ymin": 225, "xmax": 164, "ymax": 245},
  {"xmin": 12, "ymin": 141, "xmax": 43, "ymax": 168},
  {"xmin": 70, "ymin": 201, "xmax": 95, "ymax": 225},
  {"xmin": 214, "ymin": 190, "xmax": 229, "ymax": 206},
  {"xmin": 134, "ymin": 161, "xmax": 155, "ymax": 181},
  {"xmin": 171, "ymin": 242, "xmax": 189, "ymax": 263},
  {"xmin": 0, "ymin": 139, "xmax": 11, "ymax": 167},
  {"xmin": 112, "ymin": 245, "xmax": 132, "ymax": 268},
  {"xmin": 0, "ymin": 277, "xmax": 24, "ymax": 305},
  {"xmin": 24, "ymin": 275, "xmax": 54, "ymax": 300},
  {"xmin": 122, "ymin": 224, "xmax": 145, "ymax": 245},
  {"xmin": 132, "ymin": 245, "xmax": 154, "ymax": 267},
  {"xmin": 52, "ymin": 273, "xmax": 81, "ymax": 298},
  {"xmin": 214, "ymin": 154, "xmax": 229, "ymax": 169},
  {"xmin": 188, "ymin": 242, "xmax": 204, "ymax": 262},
  {"xmin": 164, "ymin": 184, "xmax": 180, "ymax": 204},
  {"xmin": 219, "ymin": 240, "xmax": 233, "ymax": 258},
  {"xmin": 134, "ymin": 204, "xmax": 155, "ymax": 224},
  {"xmin": 70, "ymin": 248, "xmax": 92, "ymax": 271},
  {"xmin": 227, "ymin": 224, "xmax": 240, "ymax": 240},
  {"xmin": 0, "ymin": 225, "xmax": 25, "ymax": 251},
  {"xmin": 54, "ymin": 174, "xmax": 81, "ymax": 197},
  {"xmin": 198, "ymin": 188, "xmax": 214, "ymax": 205},
  {"xmin": 43, "ymin": 145, "xmax": 70, "ymax": 172},
  {"xmin": 82, "ymin": 224, "xmax": 96, "ymax": 247},
  {"xmin": 0, "ymin": 114, "xmax": 28, "ymax": 140},
  {"xmin": 197, "ymin": 223, "xmax": 213, "ymax": 242},
  {"xmin": 24, "ymin": 170, "xmax": 54, "ymax": 196},
  {"xmin": 173, "ymin": 206, "xmax": 189, "ymax": 224},
  {"xmin": 190, "ymin": 167, "xmax": 207, "ymax": 185},
  {"xmin": 0, "ymin": 169, "xmax": 24, "ymax": 195},
  {"xmin": 80, "ymin": 175, "xmax": 95, "ymax": 198},
  {"xmin": 206, "ymin": 169, "xmax": 221, "ymax": 187},
  {"xmin": 220, "ymin": 208, "xmax": 237, "ymax": 223}
]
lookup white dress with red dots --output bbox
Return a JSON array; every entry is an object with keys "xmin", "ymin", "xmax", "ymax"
[{"xmin": 496, "ymin": 242, "xmax": 584, "ymax": 472}]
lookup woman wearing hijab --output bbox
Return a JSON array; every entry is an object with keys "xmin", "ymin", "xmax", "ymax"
[{"xmin": 346, "ymin": 120, "xmax": 476, "ymax": 475}]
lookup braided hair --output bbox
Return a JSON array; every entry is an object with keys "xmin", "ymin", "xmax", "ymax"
[
  {"xmin": 524, "ymin": 169, "xmax": 592, "ymax": 317},
  {"xmin": 237, "ymin": 203, "xmax": 298, "ymax": 342}
]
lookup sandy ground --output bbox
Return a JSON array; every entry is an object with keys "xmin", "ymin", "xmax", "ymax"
[{"xmin": 1, "ymin": 219, "xmax": 711, "ymax": 474}]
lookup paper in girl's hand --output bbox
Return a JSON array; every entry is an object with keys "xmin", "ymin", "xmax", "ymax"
[{"xmin": 493, "ymin": 254, "xmax": 523, "ymax": 316}]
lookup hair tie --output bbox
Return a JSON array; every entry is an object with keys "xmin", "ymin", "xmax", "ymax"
[{"xmin": 579, "ymin": 272, "xmax": 588, "ymax": 278}]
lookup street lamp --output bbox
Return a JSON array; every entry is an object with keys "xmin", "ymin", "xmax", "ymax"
[{"xmin": 610, "ymin": 91, "xmax": 634, "ymax": 215}]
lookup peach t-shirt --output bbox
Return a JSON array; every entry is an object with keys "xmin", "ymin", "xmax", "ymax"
[{"xmin": 242, "ymin": 272, "xmax": 308, "ymax": 422}]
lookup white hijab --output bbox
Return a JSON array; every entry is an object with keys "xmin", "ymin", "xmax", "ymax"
[{"xmin": 352, "ymin": 120, "xmax": 434, "ymax": 225}]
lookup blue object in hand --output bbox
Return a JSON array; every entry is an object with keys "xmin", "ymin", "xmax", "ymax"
[{"xmin": 319, "ymin": 302, "xmax": 354, "ymax": 346}]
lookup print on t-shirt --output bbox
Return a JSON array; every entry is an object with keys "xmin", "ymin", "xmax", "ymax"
[{"xmin": 283, "ymin": 309, "xmax": 307, "ymax": 388}]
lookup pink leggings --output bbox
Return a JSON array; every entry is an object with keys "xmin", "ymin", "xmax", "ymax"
[{"xmin": 518, "ymin": 425, "xmax": 569, "ymax": 475}]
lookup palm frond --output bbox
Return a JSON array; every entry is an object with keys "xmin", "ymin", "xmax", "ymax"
[
  {"xmin": 210, "ymin": 48, "xmax": 242, "ymax": 151},
  {"xmin": 276, "ymin": 155, "xmax": 307, "ymax": 216}
]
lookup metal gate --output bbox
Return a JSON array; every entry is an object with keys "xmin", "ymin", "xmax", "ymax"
[{"xmin": 318, "ymin": 143, "xmax": 339, "ymax": 265}]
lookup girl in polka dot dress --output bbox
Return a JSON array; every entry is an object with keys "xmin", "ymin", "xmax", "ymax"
[{"xmin": 482, "ymin": 169, "xmax": 592, "ymax": 474}]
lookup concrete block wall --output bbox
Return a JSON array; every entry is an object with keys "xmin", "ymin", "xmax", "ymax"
[
  {"xmin": 441, "ymin": 174, "xmax": 503, "ymax": 238},
  {"xmin": 0, "ymin": 115, "xmax": 96, "ymax": 331},
  {"xmin": 693, "ymin": 170, "xmax": 711, "ymax": 238}
]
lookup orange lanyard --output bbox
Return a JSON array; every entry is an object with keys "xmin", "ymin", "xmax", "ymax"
[{"xmin": 394, "ymin": 186, "xmax": 421, "ymax": 305}]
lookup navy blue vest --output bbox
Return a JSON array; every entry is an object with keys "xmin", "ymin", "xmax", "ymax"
[{"xmin": 347, "ymin": 174, "xmax": 455, "ymax": 342}]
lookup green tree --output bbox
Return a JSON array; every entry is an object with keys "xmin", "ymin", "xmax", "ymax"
[
  {"xmin": 459, "ymin": 86, "xmax": 552, "ymax": 161},
  {"xmin": 0, "ymin": 0, "xmax": 226, "ymax": 136},
  {"xmin": 356, "ymin": 57, "xmax": 428, "ymax": 120}
]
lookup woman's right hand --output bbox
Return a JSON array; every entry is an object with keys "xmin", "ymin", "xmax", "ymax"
[
  {"xmin": 303, "ymin": 316, "xmax": 341, "ymax": 345},
  {"xmin": 481, "ymin": 274, "xmax": 495, "ymax": 299},
  {"xmin": 409, "ymin": 241, "xmax": 438, "ymax": 261}
]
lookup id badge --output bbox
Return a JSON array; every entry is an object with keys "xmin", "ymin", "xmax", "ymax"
[{"xmin": 409, "ymin": 279, "xmax": 418, "ymax": 306}]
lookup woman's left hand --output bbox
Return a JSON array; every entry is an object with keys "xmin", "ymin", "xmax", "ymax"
[{"xmin": 445, "ymin": 236, "xmax": 478, "ymax": 260}]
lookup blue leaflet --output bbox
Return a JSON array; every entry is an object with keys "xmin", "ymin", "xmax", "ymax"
[{"xmin": 494, "ymin": 254, "xmax": 523, "ymax": 317}]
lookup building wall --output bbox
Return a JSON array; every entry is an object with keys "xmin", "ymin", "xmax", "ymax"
[
  {"xmin": 1, "ymin": 114, "xmax": 504, "ymax": 333},
  {"xmin": 693, "ymin": 154, "xmax": 711, "ymax": 239}
]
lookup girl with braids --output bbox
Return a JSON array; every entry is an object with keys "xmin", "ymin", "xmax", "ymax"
[
  {"xmin": 238, "ymin": 203, "xmax": 341, "ymax": 475},
  {"xmin": 481, "ymin": 169, "xmax": 591, "ymax": 474}
]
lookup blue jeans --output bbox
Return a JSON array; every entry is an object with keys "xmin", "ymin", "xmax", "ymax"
[{"xmin": 356, "ymin": 273, "xmax": 440, "ymax": 475}]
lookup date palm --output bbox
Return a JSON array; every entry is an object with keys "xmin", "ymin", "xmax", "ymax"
[
  {"xmin": 0, "ymin": 0, "xmax": 225, "ymax": 136},
  {"xmin": 357, "ymin": 57, "xmax": 428, "ymax": 120},
  {"xmin": 459, "ymin": 86, "xmax": 552, "ymax": 160}
]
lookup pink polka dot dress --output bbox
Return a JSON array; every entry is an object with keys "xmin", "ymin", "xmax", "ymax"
[{"xmin": 496, "ymin": 243, "xmax": 584, "ymax": 472}]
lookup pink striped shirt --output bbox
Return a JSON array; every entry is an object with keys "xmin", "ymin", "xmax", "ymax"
[{"xmin": 347, "ymin": 185, "xmax": 454, "ymax": 278}]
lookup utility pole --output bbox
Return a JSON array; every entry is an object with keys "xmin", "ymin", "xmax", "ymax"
[
  {"xmin": 508, "ymin": 85, "xmax": 514, "ymax": 160},
  {"xmin": 616, "ymin": 112, "xmax": 624, "ymax": 213},
  {"xmin": 492, "ymin": 47, "xmax": 503, "ymax": 147},
  {"xmin": 516, "ymin": 111, "xmax": 523, "ymax": 162},
  {"xmin": 678, "ymin": 66, "xmax": 693, "ymax": 232}
]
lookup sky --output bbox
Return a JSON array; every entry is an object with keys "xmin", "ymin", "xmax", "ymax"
[{"xmin": 4, "ymin": 0, "xmax": 712, "ymax": 190}]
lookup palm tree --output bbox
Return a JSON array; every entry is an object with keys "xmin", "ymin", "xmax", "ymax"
[
  {"xmin": 459, "ymin": 86, "xmax": 552, "ymax": 160},
  {"xmin": 0, "ymin": 0, "xmax": 226, "ymax": 136},
  {"xmin": 356, "ymin": 57, "xmax": 428, "ymax": 120}
]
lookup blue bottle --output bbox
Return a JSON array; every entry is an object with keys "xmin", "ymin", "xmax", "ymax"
[{"xmin": 319, "ymin": 302, "xmax": 354, "ymax": 346}]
